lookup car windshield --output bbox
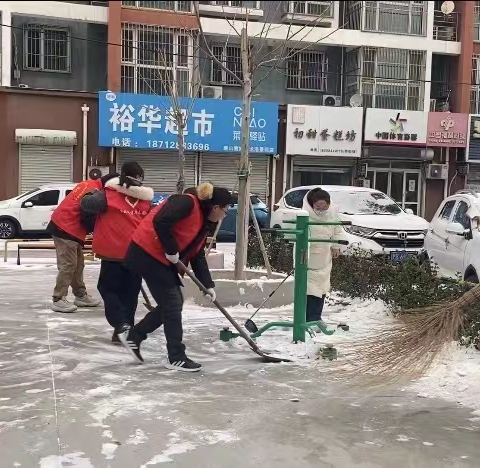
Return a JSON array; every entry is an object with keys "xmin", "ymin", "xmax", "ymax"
[
  {"xmin": 330, "ymin": 191, "xmax": 402, "ymax": 215},
  {"xmin": 15, "ymin": 188, "xmax": 39, "ymax": 200}
]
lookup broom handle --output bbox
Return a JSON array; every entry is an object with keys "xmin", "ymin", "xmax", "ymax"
[
  {"xmin": 177, "ymin": 261, "xmax": 261, "ymax": 352},
  {"xmin": 140, "ymin": 285, "xmax": 152, "ymax": 308}
]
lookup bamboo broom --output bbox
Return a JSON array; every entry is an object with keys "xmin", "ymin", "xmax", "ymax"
[{"xmin": 332, "ymin": 284, "xmax": 480, "ymax": 383}]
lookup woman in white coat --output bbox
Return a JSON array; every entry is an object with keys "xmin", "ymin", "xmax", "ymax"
[{"xmin": 302, "ymin": 188, "xmax": 342, "ymax": 322}]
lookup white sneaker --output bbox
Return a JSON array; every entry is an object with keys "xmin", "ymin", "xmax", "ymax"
[
  {"xmin": 74, "ymin": 294, "xmax": 101, "ymax": 308},
  {"xmin": 52, "ymin": 297, "xmax": 77, "ymax": 313}
]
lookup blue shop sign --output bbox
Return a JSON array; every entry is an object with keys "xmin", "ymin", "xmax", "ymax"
[{"xmin": 98, "ymin": 91, "xmax": 278, "ymax": 154}]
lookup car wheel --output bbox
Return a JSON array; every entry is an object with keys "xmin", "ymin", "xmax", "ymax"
[{"xmin": 0, "ymin": 219, "xmax": 17, "ymax": 239}]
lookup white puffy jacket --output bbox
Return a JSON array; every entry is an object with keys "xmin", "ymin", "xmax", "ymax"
[{"xmin": 302, "ymin": 195, "xmax": 342, "ymax": 298}]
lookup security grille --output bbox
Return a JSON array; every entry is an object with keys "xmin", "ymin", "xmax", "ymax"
[
  {"xmin": 286, "ymin": 50, "xmax": 327, "ymax": 91},
  {"xmin": 346, "ymin": 1, "xmax": 427, "ymax": 36},
  {"xmin": 287, "ymin": 1, "xmax": 333, "ymax": 17},
  {"xmin": 472, "ymin": 55, "xmax": 480, "ymax": 114},
  {"xmin": 121, "ymin": 23, "xmax": 193, "ymax": 96},
  {"xmin": 358, "ymin": 47, "xmax": 425, "ymax": 110},
  {"xmin": 211, "ymin": 44, "xmax": 242, "ymax": 84},
  {"xmin": 23, "ymin": 24, "xmax": 70, "ymax": 72},
  {"xmin": 205, "ymin": 1, "xmax": 259, "ymax": 7},
  {"xmin": 122, "ymin": 1, "xmax": 191, "ymax": 11}
]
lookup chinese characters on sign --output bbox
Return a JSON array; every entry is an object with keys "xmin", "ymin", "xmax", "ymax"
[
  {"xmin": 364, "ymin": 109, "xmax": 428, "ymax": 145},
  {"xmin": 286, "ymin": 105, "xmax": 363, "ymax": 157},
  {"xmin": 427, "ymin": 112, "xmax": 468, "ymax": 148},
  {"xmin": 99, "ymin": 92, "xmax": 278, "ymax": 154}
]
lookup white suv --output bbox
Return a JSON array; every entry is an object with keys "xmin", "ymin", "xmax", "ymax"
[
  {"xmin": 271, "ymin": 185, "xmax": 429, "ymax": 260},
  {"xmin": 425, "ymin": 190, "xmax": 480, "ymax": 282},
  {"xmin": 0, "ymin": 184, "xmax": 75, "ymax": 239}
]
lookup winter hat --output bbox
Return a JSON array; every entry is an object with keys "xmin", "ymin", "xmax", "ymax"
[
  {"xmin": 196, "ymin": 183, "xmax": 233, "ymax": 207},
  {"xmin": 120, "ymin": 161, "xmax": 144, "ymax": 187}
]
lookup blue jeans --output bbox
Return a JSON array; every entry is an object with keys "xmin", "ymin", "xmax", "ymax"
[{"xmin": 306, "ymin": 295, "xmax": 326, "ymax": 322}]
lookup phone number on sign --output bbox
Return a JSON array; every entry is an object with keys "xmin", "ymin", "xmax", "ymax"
[{"xmin": 147, "ymin": 141, "xmax": 210, "ymax": 151}]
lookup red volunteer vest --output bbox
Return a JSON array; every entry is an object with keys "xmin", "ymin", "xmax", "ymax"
[
  {"xmin": 132, "ymin": 194, "xmax": 204, "ymax": 265},
  {"xmin": 51, "ymin": 179, "xmax": 102, "ymax": 241},
  {"xmin": 93, "ymin": 188, "xmax": 151, "ymax": 260}
]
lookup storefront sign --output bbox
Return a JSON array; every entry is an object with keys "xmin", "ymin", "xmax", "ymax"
[
  {"xmin": 364, "ymin": 109, "xmax": 428, "ymax": 145},
  {"xmin": 98, "ymin": 92, "xmax": 278, "ymax": 153},
  {"xmin": 285, "ymin": 105, "xmax": 363, "ymax": 157},
  {"xmin": 427, "ymin": 113, "xmax": 468, "ymax": 147},
  {"xmin": 467, "ymin": 115, "xmax": 480, "ymax": 161}
]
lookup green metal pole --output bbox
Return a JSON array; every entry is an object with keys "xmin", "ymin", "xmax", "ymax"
[{"xmin": 293, "ymin": 215, "xmax": 309, "ymax": 342}]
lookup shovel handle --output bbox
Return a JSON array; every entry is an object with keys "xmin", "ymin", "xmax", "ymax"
[{"xmin": 177, "ymin": 261, "xmax": 261, "ymax": 352}]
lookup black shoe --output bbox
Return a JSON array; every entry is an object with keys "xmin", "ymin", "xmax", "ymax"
[
  {"xmin": 118, "ymin": 325, "xmax": 144, "ymax": 364},
  {"xmin": 111, "ymin": 332, "xmax": 121, "ymax": 345},
  {"xmin": 165, "ymin": 357, "xmax": 202, "ymax": 372}
]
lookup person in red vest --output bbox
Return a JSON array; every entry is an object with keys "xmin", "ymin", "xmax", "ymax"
[
  {"xmin": 118, "ymin": 183, "xmax": 232, "ymax": 372},
  {"xmin": 80, "ymin": 162, "xmax": 153, "ymax": 344},
  {"xmin": 47, "ymin": 174, "xmax": 117, "ymax": 313}
]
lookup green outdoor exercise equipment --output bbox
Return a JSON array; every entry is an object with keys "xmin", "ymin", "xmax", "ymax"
[{"xmin": 219, "ymin": 215, "xmax": 351, "ymax": 359}]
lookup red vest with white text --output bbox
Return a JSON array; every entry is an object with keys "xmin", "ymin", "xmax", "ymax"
[
  {"xmin": 50, "ymin": 179, "xmax": 102, "ymax": 241},
  {"xmin": 132, "ymin": 194, "xmax": 205, "ymax": 265},
  {"xmin": 93, "ymin": 188, "xmax": 151, "ymax": 260}
]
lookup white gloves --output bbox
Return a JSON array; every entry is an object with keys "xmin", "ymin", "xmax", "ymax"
[
  {"xmin": 205, "ymin": 288, "xmax": 216, "ymax": 302},
  {"xmin": 165, "ymin": 252, "xmax": 179, "ymax": 264}
]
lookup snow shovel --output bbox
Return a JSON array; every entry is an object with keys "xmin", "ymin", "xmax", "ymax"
[
  {"xmin": 140, "ymin": 285, "xmax": 155, "ymax": 312},
  {"xmin": 244, "ymin": 269, "xmax": 294, "ymax": 333},
  {"xmin": 177, "ymin": 261, "xmax": 291, "ymax": 363}
]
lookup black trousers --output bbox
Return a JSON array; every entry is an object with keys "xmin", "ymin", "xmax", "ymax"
[
  {"xmin": 134, "ymin": 276, "xmax": 186, "ymax": 362},
  {"xmin": 97, "ymin": 260, "xmax": 142, "ymax": 330},
  {"xmin": 306, "ymin": 295, "xmax": 326, "ymax": 322}
]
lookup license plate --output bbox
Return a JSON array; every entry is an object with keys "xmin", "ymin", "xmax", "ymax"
[{"xmin": 390, "ymin": 251, "xmax": 417, "ymax": 263}]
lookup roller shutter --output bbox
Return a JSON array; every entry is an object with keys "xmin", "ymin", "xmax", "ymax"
[
  {"xmin": 200, "ymin": 153, "xmax": 269, "ymax": 200},
  {"xmin": 19, "ymin": 144, "xmax": 73, "ymax": 193},
  {"xmin": 117, "ymin": 150, "xmax": 197, "ymax": 193}
]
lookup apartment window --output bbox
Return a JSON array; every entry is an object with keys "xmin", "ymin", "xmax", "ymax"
[
  {"xmin": 288, "ymin": 1, "xmax": 333, "ymax": 17},
  {"xmin": 121, "ymin": 24, "xmax": 192, "ymax": 96},
  {"xmin": 475, "ymin": 2, "xmax": 480, "ymax": 41},
  {"xmin": 122, "ymin": 1, "xmax": 191, "ymax": 12},
  {"xmin": 471, "ymin": 56, "xmax": 480, "ymax": 114},
  {"xmin": 23, "ymin": 25, "xmax": 70, "ymax": 72},
  {"xmin": 361, "ymin": 47, "xmax": 425, "ymax": 110},
  {"xmin": 286, "ymin": 50, "xmax": 327, "ymax": 91},
  {"xmin": 201, "ymin": 1, "xmax": 259, "ymax": 7},
  {"xmin": 349, "ymin": 1, "xmax": 426, "ymax": 36},
  {"xmin": 211, "ymin": 44, "xmax": 242, "ymax": 84}
]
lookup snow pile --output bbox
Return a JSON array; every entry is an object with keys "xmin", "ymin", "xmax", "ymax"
[{"xmin": 408, "ymin": 344, "xmax": 480, "ymax": 415}]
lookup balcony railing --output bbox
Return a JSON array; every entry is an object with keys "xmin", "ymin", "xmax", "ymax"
[
  {"xmin": 433, "ymin": 10, "xmax": 458, "ymax": 41},
  {"xmin": 122, "ymin": 1, "xmax": 191, "ymax": 12}
]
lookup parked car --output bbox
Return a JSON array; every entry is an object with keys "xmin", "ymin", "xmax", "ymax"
[
  {"xmin": 271, "ymin": 185, "xmax": 428, "ymax": 260},
  {"xmin": 425, "ymin": 190, "xmax": 480, "ymax": 282},
  {"xmin": 151, "ymin": 191, "xmax": 269, "ymax": 242},
  {"xmin": 0, "ymin": 184, "xmax": 75, "ymax": 239}
]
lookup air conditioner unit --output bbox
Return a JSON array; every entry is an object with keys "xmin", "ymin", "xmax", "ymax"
[
  {"xmin": 322, "ymin": 95, "xmax": 341, "ymax": 107},
  {"xmin": 427, "ymin": 164, "xmax": 448, "ymax": 180},
  {"xmin": 355, "ymin": 163, "xmax": 368, "ymax": 178},
  {"xmin": 88, "ymin": 166, "xmax": 109, "ymax": 181},
  {"xmin": 201, "ymin": 85, "xmax": 223, "ymax": 99},
  {"xmin": 429, "ymin": 99, "xmax": 436, "ymax": 111},
  {"xmin": 458, "ymin": 163, "xmax": 469, "ymax": 176}
]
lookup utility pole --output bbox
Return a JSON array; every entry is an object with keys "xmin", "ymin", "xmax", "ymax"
[
  {"xmin": 234, "ymin": 27, "xmax": 251, "ymax": 280},
  {"xmin": 176, "ymin": 109, "xmax": 186, "ymax": 194}
]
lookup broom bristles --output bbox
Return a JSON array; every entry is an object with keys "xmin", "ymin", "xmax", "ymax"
[{"xmin": 329, "ymin": 284, "xmax": 480, "ymax": 384}]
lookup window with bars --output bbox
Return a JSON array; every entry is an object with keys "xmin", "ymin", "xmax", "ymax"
[
  {"xmin": 286, "ymin": 50, "xmax": 327, "ymax": 91},
  {"xmin": 288, "ymin": 1, "xmax": 333, "ymax": 17},
  {"xmin": 471, "ymin": 56, "xmax": 480, "ymax": 114},
  {"xmin": 211, "ymin": 44, "xmax": 242, "ymax": 84},
  {"xmin": 475, "ymin": 2, "xmax": 480, "ymax": 41},
  {"xmin": 23, "ymin": 25, "xmax": 70, "ymax": 72},
  {"xmin": 200, "ymin": 1, "xmax": 259, "ymax": 7},
  {"xmin": 122, "ymin": 1, "xmax": 191, "ymax": 11},
  {"xmin": 121, "ymin": 24, "xmax": 192, "ymax": 96},
  {"xmin": 361, "ymin": 47, "xmax": 425, "ymax": 110}
]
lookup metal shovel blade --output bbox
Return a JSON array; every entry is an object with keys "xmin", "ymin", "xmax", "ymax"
[{"xmin": 177, "ymin": 261, "xmax": 291, "ymax": 364}]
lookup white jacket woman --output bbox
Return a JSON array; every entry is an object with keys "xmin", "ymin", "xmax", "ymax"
[{"xmin": 302, "ymin": 188, "xmax": 341, "ymax": 322}]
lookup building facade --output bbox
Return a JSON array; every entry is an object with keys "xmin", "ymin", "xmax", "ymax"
[{"xmin": 0, "ymin": 1, "xmax": 477, "ymax": 222}]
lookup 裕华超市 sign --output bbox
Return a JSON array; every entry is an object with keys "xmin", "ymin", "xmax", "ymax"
[
  {"xmin": 98, "ymin": 91, "xmax": 278, "ymax": 154},
  {"xmin": 285, "ymin": 105, "xmax": 363, "ymax": 157}
]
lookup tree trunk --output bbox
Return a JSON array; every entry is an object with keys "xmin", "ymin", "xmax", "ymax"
[{"xmin": 234, "ymin": 28, "xmax": 251, "ymax": 280}]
